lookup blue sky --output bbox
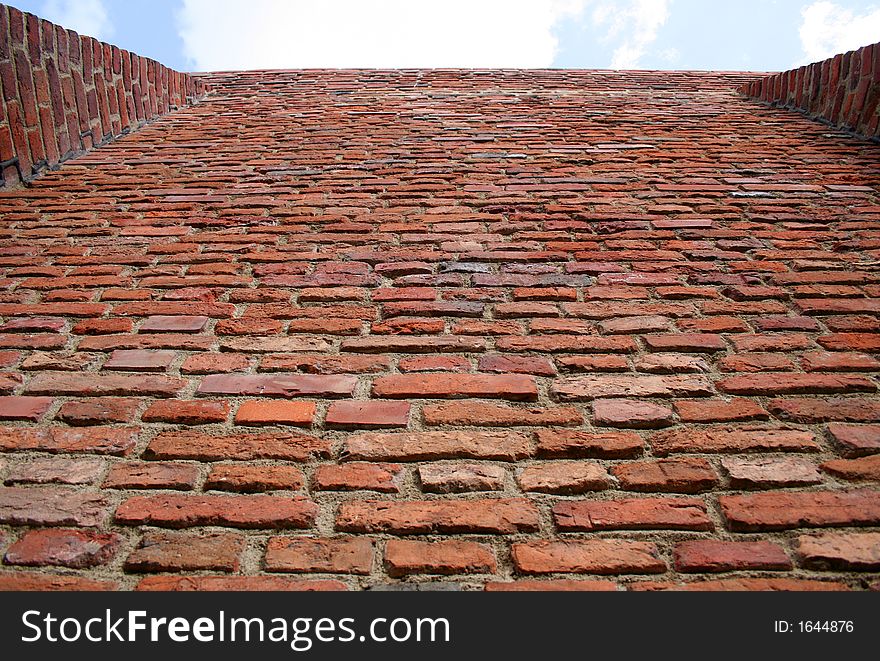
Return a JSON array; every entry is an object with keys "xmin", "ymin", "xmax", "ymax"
[{"xmin": 7, "ymin": 0, "xmax": 880, "ymax": 72}]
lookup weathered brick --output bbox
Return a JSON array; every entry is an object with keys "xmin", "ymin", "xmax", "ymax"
[
  {"xmin": 103, "ymin": 462, "xmax": 200, "ymax": 490},
  {"xmin": 5, "ymin": 529, "xmax": 122, "ymax": 568},
  {"xmin": 518, "ymin": 461, "xmax": 611, "ymax": 494},
  {"xmin": 478, "ymin": 354, "xmax": 556, "ymax": 376},
  {"xmin": 344, "ymin": 430, "xmax": 532, "ymax": 461},
  {"xmin": 552, "ymin": 374, "xmax": 713, "ymax": 401},
  {"xmin": 721, "ymin": 456, "xmax": 822, "ymax": 488},
  {"xmin": 336, "ymin": 498, "xmax": 540, "ymax": 534},
  {"xmin": 592, "ymin": 399, "xmax": 675, "ymax": 428},
  {"xmin": 206, "ymin": 464, "xmax": 304, "ymax": 492},
  {"xmin": 826, "ymin": 423, "xmax": 880, "ymax": 456},
  {"xmin": 313, "ymin": 463, "xmax": 402, "ymax": 493},
  {"xmin": 265, "ymin": 537, "xmax": 373, "ymax": 574},
  {"xmin": 372, "ymin": 373, "xmax": 538, "ymax": 400},
  {"xmin": 718, "ymin": 373, "xmax": 876, "ymax": 396},
  {"xmin": 644, "ymin": 334, "xmax": 726, "ymax": 352},
  {"xmin": 57, "ymin": 398, "xmax": 141, "ymax": 425},
  {"xmin": 630, "ymin": 578, "xmax": 848, "ymax": 591},
  {"xmin": 423, "ymin": 401, "xmax": 581, "ymax": 427},
  {"xmin": 821, "ymin": 454, "xmax": 880, "ymax": 482},
  {"xmin": 0, "ymin": 396, "xmax": 53, "ymax": 421},
  {"xmin": 484, "ymin": 580, "xmax": 618, "ymax": 591},
  {"xmin": 143, "ymin": 399, "xmax": 229, "ymax": 424},
  {"xmin": 796, "ymin": 532, "xmax": 880, "ymax": 570},
  {"xmin": 325, "ymin": 400, "xmax": 410, "ymax": 429},
  {"xmin": 417, "ymin": 463, "xmax": 505, "ymax": 493},
  {"xmin": 768, "ymin": 397, "xmax": 880, "ymax": 423},
  {"xmin": 136, "ymin": 576, "xmax": 346, "ymax": 591},
  {"xmin": 536, "ymin": 429, "xmax": 643, "ymax": 458},
  {"xmin": 0, "ymin": 487, "xmax": 110, "ymax": 526},
  {"xmin": 720, "ymin": 490, "xmax": 880, "ymax": 531},
  {"xmin": 0, "ymin": 425, "xmax": 137, "ymax": 455},
  {"xmin": 674, "ymin": 398, "xmax": 768, "ymax": 422},
  {"xmin": 674, "ymin": 540, "xmax": 792, "ymax": 572},
  {"xmin": 103, "ymin": 349, "xmax": 175, "ymax": 371},
  {"xmin": 611, "ymin": 457, "xmax": 717, "ymax": 493},
  {"xmin": 512, "ymin": 540, "xmax": 665, "ymax": 574},
  {"xmin": 145, "ymin": 430, "xmax": 331, "ymax": 461},
  {"xmin": 198, "ymin": 373, "xmax": 356, "ymax": 397},
  {"xmin": 116, "ymin": 494, "xmax": 318, "ymax": 529},
  {"xmin": 124, "ymin": 531, "xmax": 245, "ymax": 572},
  {"xmin": 341, "ymin": 336, "xmax": 485, "ymax": 353},
  {"xmin": 181, "ymin": 353, "xmax": 250, "ymax": 374},
  {"xmin": 138, "ymin": 315, "xmax": 210, "ymax": 332},
  {"xmin": 651, "ymin": 427, "xmax": 819, "ymax": 455},
  {"xmin": 554, "ymin": 497, "xmax": 713, "ymax": 531},
  {"xmin": 0, "ymin": 572, "xmax": 117, "ymax": 591},
  {"xmin": 27, "ymin": 372, "xmax": 185, "ymax": 397},
  {"xmin": 3, "ymin": 457, "xmax": 104, "ymax": 485},
  {"xmin": 385, "ymin": 540, "xmax": 495, "ymax": 577}
]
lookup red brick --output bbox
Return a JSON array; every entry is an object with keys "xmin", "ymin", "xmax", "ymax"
[
  {"xmin": 103, "ymin": 462, "xmax": 200, "ymax": 490},
  {"xmin": 630, "ymin": 578, "xmax": 848, "ymax": 592},
  {"xmin": 72, "ymin": 318, "xmax": 133, "ymax": 335},
  {"xmin": 611, "ymin": 457, "xmax": 717, "ymax": 493},
  {"xmin": 336, "ymin": 498, "xmax": 540, "ymax": 534},
  {"xmin": 674, "ymin": 398, "xmax": 768, "ymax": 422},
  {"xmin": 821, "ymin": 454, "xmax": 880, "ymax": 482},
  {"xmin": 27, "ymin": 372, "xmax": 185, "ymax": 397},
  {"xmin": 801, "ymin": 351, "xmax": 880, "ymax": 372},
  {"xmin": 198, "ymin": 373, "xmax": 356, "ymax": 397},
  {"xmin": 145, "ymin": 430, "xmax": 331, "ymax": 461},
  {"xmin": 115, "ymin": 494, "xmax": 317, "ymax": 529},
  {"xmin": 181, "ymin": 353, "xmax": 250, "ymax": 374},
  {"xmin": 0, "ymin": 395, "xmax": 53, "ymax": 420},
  {"xmin": 518, "ymin": 461, "xmax": 610, "ymax": 494},
  {"xmin": 512, "ymin": 540, "xmax": 664, "ymax": 575},
  {"xmin": 718, "ymin": 373, "xmax": 876, "ymax": 396},
  {"xmin": 651, "ymin": 427, "xmax": 819, "ymax": 455},
  {"xmin": 730, "ymin": 333, "xmax": 813, "ymax": 352},
  {"xmin": 674, "ymin": 540, "xmax": 792, "ymax": 573},
  {"xmin": 417, "ymin": 463, "xmax": 505, "ymax": 492},
  {"xmin": 341, "ymin": 336, "xmax": 485, "ymax": 353},
  {"xmin": 215, "ymin": 317, "xmax": 283, "ymax": 335},
  {"xmin": 826, "ymin": 423, "xmax": 880, "ymax": 456},
  {"xmin": 205, "ymin": 464, "xmax": 304, "ymax": 492},
  {"xmin": 554, "ymin": 497, "xmax": 713, "ymax": 531},
  {"xmin": 423, "ymin": 401, "xmax": 581, "ymax": 427},
  {"xmin": 313, "ymin": 463, "xmax": 402, "ymax": 493},
  {"xmin": 5, "ymin": 529, "xmax": 122, "ymax": 568},
  {"xmin": 57, "ymin": 398, "xmax": 141, "ymax": 425},
  {"xmin": 124, "ymin": 531, "xmax": 245, "ymax": 572},
  {"xmin": 138, "ymin": 315, "xmax": 210, "ymax": 332},
  {"xmin": 768, "ymin": 397, "xmax": 880, "ymax": 423},
  {"xmin": 592, "ymin": 399, "xmax": 675, "ymax": 428},
  {"xmin": 495, "ymin": 335, "xmax": 636, "ymax": 353},
  {"xmin": 719, "ymin": 490, "xmax": 880, "ymax": 531},
  {"xmin": 372, "ymin": 373, "xmax": 537, "ymax": 401},
  {"xmin": 262, "ymin": 353, "xmax": 390, "ymax": 374},
  {"xmin": 478, "ymin": 354, "xmax": 556, "ymax": 376},
  {"xmin": 536, "ymin": 429, "xmax": 643, "ymax": 458},
  {"xmin": 266, "ymin": 537, "xmax": 374, "ymax": 574},
  {"xmin": 598, "ymin": 315, "xmax": 670, "ymax": 334},
  {"xmin": 136, "ymin": 576, "xmax": 346, "ymax": 591},
  {"xmin": 484, "ymin": 580, "xmax": 618, "ymax": 591},
  {"xmin": 103, "ymin": 349, "xmax": 175, "ymax": 371},
  {"xmin": 552, "ymin": 374, "xmax": 713, "ymax": 400},
  {"xmin": 325, "ymin": 400, "xmax": 410, "ymax": 429},
  {"xmin": 235, "ymin": 400, "xmax": 315, "ymax": 426},
  {"xmin": 644, "ymin": 334, "xmax": 726, "ymax": 352},
  {"xmin": 796, "ymin": 532, "xmax": 880, "ymax": 570},
  {"xmin": 819, "ymin": 333, "xmax": 880, "ymax": 352},
  {"xmin": 718, "ymin": 353, "xmax": 796, "ymax": 372},
  {"xmin": 143, "ymin": 399, "xmax": 229, "ymax": 424},
  {"xmin": 721, "ymin": 456, "xmax": 822, "ymax": 488},
  {"xmin": 385, "ymin": 539, "xmax": 495, "ymax": 577},
  {"xmin": 3, "ymin": 457, "xmax": 104, "ymax": 485},
  {"xmin": 398, "ymin": 356, "xmax": 470, "ymax": 372},
  {"xmin": 634, "ymin": 354, "xmax": 709, "ymax": 373},
  {"xmin": 557, "ymin": 355, "xmax": 629, "ymax": 372},
  {"xmin": 0, "ymin": 487, "xmax": 110, "ymax": 526},
  {"xmin": 0, "ymin": 572, "xmax": 117, "ymax": 591},
  {"xmin": 343, "ymin": 430, "xmax": 532, "ymax": 461},
  {"xmin": 0, "ymin": 425, "xmax": 137, "ymax": 455}
]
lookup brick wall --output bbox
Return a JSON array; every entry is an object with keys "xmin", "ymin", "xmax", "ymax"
[
  {"xmin": 739, "ymin": 41, "xmax": 879, "ymax": 141},
  {"xmin": 0, "ymin": 3, "xmax": 209, "ymax": 187}
]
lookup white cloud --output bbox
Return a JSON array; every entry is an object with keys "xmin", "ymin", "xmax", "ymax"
[
  {"xmin": 41, "ymin": 0, "xmax": 112, "ymax": 40},
  {"xmin": 176, "ymin": 0, "xmax": 590, "ymax": 71},
  {"xmin": 799, "ymin": 1, "xmax": 880, "ymax": 64},
  {"xmin": 592, "ymin": 0, "xmax": 670, "ymax": 68}
]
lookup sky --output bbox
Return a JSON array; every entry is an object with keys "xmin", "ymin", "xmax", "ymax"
[{"xmin": 7, "ymin": 0, "xmax": 880, "ymax": 72}]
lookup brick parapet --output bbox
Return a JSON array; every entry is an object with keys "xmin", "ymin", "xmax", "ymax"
[{"xmin": 0, "ymin": 3, "xmax": 209, "ymax": 187}]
